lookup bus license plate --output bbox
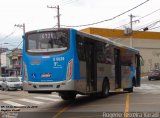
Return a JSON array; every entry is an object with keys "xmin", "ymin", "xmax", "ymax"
[{"xmin": 41, "ymin": 73, "xmax": 52, "ymax": 78}]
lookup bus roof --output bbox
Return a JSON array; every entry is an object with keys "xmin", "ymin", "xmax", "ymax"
[
  {"xmin": 25, "ymin": 28, "xmax": 70, "ymax": 34},
  {"xmin": 77, "ymin": 30, "xmax": 139, "ymax": 53},
  {"xmin": 25, "ymin": 28, "xmax": 139, "ymax": 53}
]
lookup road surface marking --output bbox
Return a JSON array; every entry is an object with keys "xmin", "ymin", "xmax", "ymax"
[
  {"xmin": 125, "ymin": 93, "xmax": 130, "ymax": 118},
  {"xmin": 52, "ymin": 104, "xmax": 72, "ymax": 118},
  {"xmin": 48, "ymin": 95, "xmax": 60, "ymax": 98},
  {"xmin": 3, "ymin": 101, "xmax": 25, "ymax": 107},
  {"xmin": 19, "ymin": 98, "xmax": 44, "ymax": 104},
  {"xmin": 137, "ymin": 84, "xmax": 160, "ymax": 90},
  {"xmin": 135, "ymin": 84, "xmax": 160, "ymax": 94},
  {"xmin": 34, "ymin": 96, "xmax": 61, "ymax": 102}
]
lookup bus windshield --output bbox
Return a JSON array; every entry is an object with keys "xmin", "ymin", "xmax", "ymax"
[{"xmin": 26, "ymin": 30, "xmax": 69, "ymax": 54}]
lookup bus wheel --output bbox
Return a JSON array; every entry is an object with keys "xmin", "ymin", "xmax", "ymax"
[
  {"xmin": 59, "ymin": 92, "xmax": 76, "ymax": 100},
  {"xmin": 101, "ymin": 79, "xmax": 110, "ymax": 97}
]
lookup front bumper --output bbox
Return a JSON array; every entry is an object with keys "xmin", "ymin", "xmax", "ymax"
[
  {"xmin": 148, "ymin": 76, "xmax": 160, "ymax": 80},
  {"xmin": 23, "ymin": 80, "xmax": 74, "ymax": 92},
  {"xmin": 8, "ymin": 86, "xmax": 23, "ymax": 90}
]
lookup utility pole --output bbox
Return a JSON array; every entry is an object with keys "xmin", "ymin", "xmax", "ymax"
[
  {"xmin": 129, "ymin": 14, "xmax": 135, "ymax": 34},
  {"xmin": 14, "ymin": 23, "xmax": 25, "ymax": 76},
  {"xmin": 47, "ymin": 5, "xmax": 60, "ymax": 29},
  {"xmin": 14, "ymin": 23, "xmax": 25, "ymax": 35},
  {"xmin": 129, "ymin": 14, "xmax": 135, "ymax": 48}
]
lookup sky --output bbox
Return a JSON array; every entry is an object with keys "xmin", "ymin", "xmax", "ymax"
[{"xmin": 0, "ymin": 0, "xmax": 160, "ymax": 49}]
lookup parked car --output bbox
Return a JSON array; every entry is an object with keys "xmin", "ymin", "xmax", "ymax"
[
  {"xmin": 1, "ymin": 77, "xmax": 23, "ymax": 91},
  {"xmin": 148, "ymin": 69, "xmax": 160, "ymax": 81},
  {"xmin": 0, "ymin": 77, "xmax": 6, "ymax": 90},
  {"xmin": 18, "ymin": 76, "xmax": 22, "ymax": 82}
]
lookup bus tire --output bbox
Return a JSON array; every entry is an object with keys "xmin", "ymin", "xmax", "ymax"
[
  {"xmin": 100, "ymin": 79, "xmax": 110, "ymax": 97},
  {"xmin": 28, "ymin": 91, "xmax": 35, "ymax": 93},
  {"xmin": 59, "ymin": 92, "xmax": 76, "ymax": 100}
]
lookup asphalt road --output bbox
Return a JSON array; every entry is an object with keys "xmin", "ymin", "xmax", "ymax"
[{"xmin": 1, "ymin": 77, "xmax": 160, "ymax": 118}]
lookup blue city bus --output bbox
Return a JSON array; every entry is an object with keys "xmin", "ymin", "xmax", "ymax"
[{"xmin": 22, "ymin": 28, "xmax": 141, "ymax": 100}]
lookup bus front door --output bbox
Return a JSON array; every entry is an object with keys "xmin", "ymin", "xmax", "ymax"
[
  {"xmin": 86, "ymin": 42, "xmax": 97, "ymax": 92},
  {"xmin": 114, "ymin": 49, "xmax": 121, "ymax": 89}
]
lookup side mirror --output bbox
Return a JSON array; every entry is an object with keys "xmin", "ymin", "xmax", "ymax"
[{"xmin": 22, "ymin": 35, "xmax": 25, "ymax": 39}]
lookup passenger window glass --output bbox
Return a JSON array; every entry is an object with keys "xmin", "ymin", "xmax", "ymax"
[
  {"xmin": 96, "ymin": 42, "xmax": 105, "ymax": 63},
  {"xmin": 77, "ymin": 35, "xmax": 86, "ymax": 61},
  {"xmin": 104, "ymin": 44, "xmax": 112, "ymax": 64}
]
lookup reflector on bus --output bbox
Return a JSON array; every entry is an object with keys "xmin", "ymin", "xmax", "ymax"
[{"xmin": 67, "ymin": 59, "xmax": 73, "ymax": 80}]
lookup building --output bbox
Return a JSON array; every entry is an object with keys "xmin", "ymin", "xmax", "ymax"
[
  {"xmin": 1, "ymin": 52, "xmax": 8, "ymax": 76},
  {"xmin": 0, "ymin": 48, "xmax": 9, "ymax": 76},
  {"xmin": 81, "ymin": 27, "xmax": 160, "ymax": 74},
  {"xmin": 6, "ymin": 49, "xmax": 22, "ymax": 76},
  {"xmin": 0, "ymin": 49, "xmax": 22, "ymax": 77}
]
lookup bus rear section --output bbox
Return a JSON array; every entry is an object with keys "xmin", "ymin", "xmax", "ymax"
[{"xmin": 22, "ymin": 29, "xmax": 77, "ymax": 98}]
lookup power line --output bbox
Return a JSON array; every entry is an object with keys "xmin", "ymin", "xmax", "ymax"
[
  {"xmin": 61, "ymin": 0, "xmax": 150, "ymax": 27},
  {"xmin": 11, "ymin": 41, "xmax": 23, "ymax": 51},
  {"xmin": 53, "ymin": 0, "xmax": 68, "ymax": 5},
  {"xmin": 137, "ymin": 19, "xmax": 160, "ymax": 31},
  {"xmin": 60, "ymin": 0, "xmax": 78, "ymax": 6},
  {"xmin": 15, "ymin": 41, "xmax": 22, "ymax": 49},
  {"xmin": 15, "ymin": 24, "xmax": 25, "ymax": 35},
  {"xmin": 53, "ymin": 0, "xmax": 78, "ymax": 6},
  {"xmin": 0, "ymin": 28, "xmax": 17, "ymax": 43},
  {"xmin": 113, "ymin": 8, "xmax": 160, "ymax": 29},
  {"xmin": 138, "ymin": 8, "xmax": 160, "ymax": 20},
  {"xmin": 150, "ymin": 25, "xmax": 160, "ymax": 30}
]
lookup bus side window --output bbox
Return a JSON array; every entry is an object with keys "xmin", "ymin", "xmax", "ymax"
[
  {"xmin": 96, "ymin": 42, "xmax": 105, "ymax": 63},
  {"xmin": 77, "ymin": 35, "xmax": 86, "ymax": 61},
  {"xmin": 104, "ymin": 44, "xmax": 112, "ymax": 64},
  {"xmin": 121, "ymin": 50, "xmax": 132, "ymax": 66}
]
